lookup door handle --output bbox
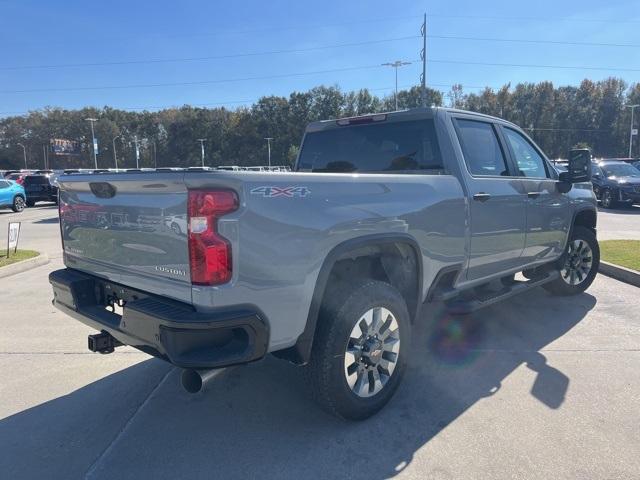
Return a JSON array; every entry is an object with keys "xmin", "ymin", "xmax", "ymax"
[
  {"xmin": 473, "ymin": 192, "xmax": 491, "ymax": 202},
  {"xmin": 527, "ymin": 192, "xmax": 542, "ymax": 199}
]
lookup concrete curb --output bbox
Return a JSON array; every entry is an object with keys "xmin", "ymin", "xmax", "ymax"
[
  {"xmin": 0, "ymin": 253, "xmax": 49, "ymax": 279},
  {"xmin": 599, "ymin": 261, "xmax": 640, "ymax": 288}
]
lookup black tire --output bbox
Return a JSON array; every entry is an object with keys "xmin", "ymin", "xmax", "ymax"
[
  {"xmin": 26, "ymin": 199, "xmax": 35, "ymax": 207},
  {"xmin": 11, "ymin": 195, "xmax": 26, "ymax": 213},
  {"xmin": 600, "ymin": 189, "xmax": 615, "ymax": 209},
  {"xmin": 304, "ymin": 280, "xmax": 410, "ymax": 421},
  {"xmin": 543, "ymin": 226, "xmax": 599, "ymax": 296}
]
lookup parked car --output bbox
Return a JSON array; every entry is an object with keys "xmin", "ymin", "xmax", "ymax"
[
  {"xmin": 0, "ymin": 179, "xmax": 26, "ymax": 212},
  {"xmin": 632, "ymin": 160, "xmax": 640, "ymax": 172},
  {"xmin": 23, "ymin": 174, "xmax": 59, "ymax": 206},
  {"xmin": 5, "ymin": 172, "xmax": 28, "ymax": 185},
  {"xmin": 49, "ymin": 107, "xmax": 598, "ymax": 420},
  {"xmin": 591, "ymin": 160, "xmax": 640, "ymax": 208}
]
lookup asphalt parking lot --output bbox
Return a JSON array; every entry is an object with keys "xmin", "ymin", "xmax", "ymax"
[{"xmin": 1, "ymin": 205, "xmax": 639, "ymax": 479}]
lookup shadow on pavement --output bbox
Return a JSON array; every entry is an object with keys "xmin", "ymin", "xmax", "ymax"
[
  {"xmin": 33, "ymin": 216, "xmax": 60, "ymax": 224},
  {"xmin": 0, "ymin": 288, "xmax": 596, "ymax": 479}
]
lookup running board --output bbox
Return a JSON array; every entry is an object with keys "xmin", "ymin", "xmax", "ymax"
[{"xmin": 444, "ymin": 271, "xmax": 559, "ymax": 314}]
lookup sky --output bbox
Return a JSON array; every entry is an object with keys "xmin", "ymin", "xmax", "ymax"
[{"xmin": 1, "ymin": 0, "xmax": 639, "ymax": 117}]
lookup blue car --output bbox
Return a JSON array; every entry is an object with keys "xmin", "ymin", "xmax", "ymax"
[{"xmin": 0, "ymin": 179, "xmax": 26, "ymax": 212}]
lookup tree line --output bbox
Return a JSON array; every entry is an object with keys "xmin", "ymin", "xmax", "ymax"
[{"xmin": 1, "ymin": 78, "xmax": 639, "ymax": 170}]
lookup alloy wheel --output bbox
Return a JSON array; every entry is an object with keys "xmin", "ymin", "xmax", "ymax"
[
  {"xmin": 344, "ymin": 307, "xmax": 401, "ymax": 398},
  {"xmin": 14, "ymin": 197, "xmax": 25, "ymax": 212},
  {"xmin": 561, "ymin": 239, "xmax": 593, "ymax": 285}
]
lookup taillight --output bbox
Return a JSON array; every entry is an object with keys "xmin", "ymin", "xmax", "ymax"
[
  {"xmin": 187, "ymin": 190, "xmax": 238, "ymax": 285},
  {"xmin": 16, "ymin": 177, "xmax": 24, "ymax": 185}
]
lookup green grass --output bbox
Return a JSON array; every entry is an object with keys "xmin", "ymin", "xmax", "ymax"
[
  {"xmin": 0, "ymin": 249, "xmax": 39, "ymax": 268},
  {"xmin": 600, "ymin": 240, "xmax": 640, "ymax": 272}
]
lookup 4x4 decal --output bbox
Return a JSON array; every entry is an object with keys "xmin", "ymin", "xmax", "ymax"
[{"xmin": 250, "ymin": 186, "xmax": 310, "ymax": 198}]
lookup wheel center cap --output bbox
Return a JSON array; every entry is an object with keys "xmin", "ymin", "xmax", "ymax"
[{"xmin": 363, "ymin": 338, "xmax": 383, "ymax": 364}]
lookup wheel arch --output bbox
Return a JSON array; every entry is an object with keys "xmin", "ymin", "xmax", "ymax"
[
  {"xmin": 274, "ymin": 233, "xmax": 423, "ymax": 365},
  {"xmin": 573, "ymin": 207, "xmax": 597, "ymax": 234}
]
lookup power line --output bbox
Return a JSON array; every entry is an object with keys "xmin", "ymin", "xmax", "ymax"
[
  {"xmin": 13, "ymin": 15, "xmax": 424, "ymax": 46},
  {"xmin": 0, "ymin": 62, "xmax": 420, "ymax": 94},
  {"xmin": 428, "ymin": 34, "xmax": 640, "ymax": 49},
  {"xmin": 0, "ymin": 36, "xmax": 421, "ymax": 71},
  {"xmin": 7, "ymin": 33, "xmax": 639, "ymax": 73},
  {"xmin": 428, "ymin": 59, "xmax": 640, "ymax": 73},
  {"xmin": 3, "ymin": 55, "xmax": 637, "ymax": 95},
  {"xmin": 0, "ymin": 83, "xmax": 494, "ymax": 116},
  {"xmin": 425, "ymin": 13, "xmax": 640, "ymax": 24}
]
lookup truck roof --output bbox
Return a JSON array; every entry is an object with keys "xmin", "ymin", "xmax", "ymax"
[{"xmin": 306, "ymin": 107, "xmax": 521, "ymax": 132}]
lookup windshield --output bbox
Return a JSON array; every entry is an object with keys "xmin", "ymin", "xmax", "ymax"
[
  {"xmin": 297, "ymin": 119, "xmax": 443, "ymax": 174},
  {"xmin": 602, "ymin": 164, "xmax": 640, "ymax": 178}
]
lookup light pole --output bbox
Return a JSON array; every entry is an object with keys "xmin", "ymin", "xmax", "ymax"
[
  {"xmin": 625, "ymin": 104, "xmax": 640, "ymax": 158},
  {"xmin": 85, "ymin": 118, "xmax": 98, "ymax": 168},
  {"xmin": 17, "ymin": 143, "xmax": 27, "ymax": 169},
  {"xmin": 112, "ymin": 135, "xmax": 121, "ymax": 169},
  {"xmin": 134, "ymin": 135, "xmax": 140, "ymax": 168},
  {"xmin": 196, "ymin": 139, "xmax": 206, "ymax": 167},
  {"xmin": 152, "ymin": 141, "xmax": 157, "ymax": 168},
  {"xmin": 264, "ymin": 137, "xmax": 273, "ymax": 167},
  {"xmin": 382, "ymin": 60, "xmax": 412, "ymax": 110}
]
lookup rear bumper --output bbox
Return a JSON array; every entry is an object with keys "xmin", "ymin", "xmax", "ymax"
[{"xmin": 49, "ymin": 268, "xmax": 269, "ymax": 369}]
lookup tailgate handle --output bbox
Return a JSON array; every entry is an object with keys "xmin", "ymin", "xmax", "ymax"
[{"xmin": 90, "ymin": 182, "xmax": 117, "ymax": 199}]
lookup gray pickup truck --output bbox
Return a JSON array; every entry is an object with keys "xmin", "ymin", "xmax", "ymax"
[{"xmin": 49, "ymin": 107, "xmax": 598, "ymax": 420}]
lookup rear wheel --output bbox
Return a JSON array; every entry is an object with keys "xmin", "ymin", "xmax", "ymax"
[
  {"xmin": 543, "ymin": 226, "xmax": 599, "ymax": 296},
  {"xmin": 11, "ymin": 196, "xmax": 25, "ymax": 213},
  {"xmin": 305, "ymin": 280, "xmax": 410, "ymax": 420}
]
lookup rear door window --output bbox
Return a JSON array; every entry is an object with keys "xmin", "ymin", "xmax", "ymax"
[
  {"xmin": 297, "ymin": 119, "xmax": 443, "ymax": 173},
  {"xmin": 454, "ymin": 119, "xmax": 509, "ymax": 176}
]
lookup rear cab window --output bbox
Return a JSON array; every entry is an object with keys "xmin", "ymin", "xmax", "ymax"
[{"xmin": 296, "ymin": 119, "xmax": 444, "ymax": 174}]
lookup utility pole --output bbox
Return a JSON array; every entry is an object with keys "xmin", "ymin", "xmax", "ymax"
[
  {"xmin": 382, "ymin": 61, "xmax": 412, "ymax": 110},
  {"xmin": 112, "ymin": 135, "xmax": 121, "ymax": 169},
  {"xmin": 264, "ymin": 137, "xmax": 273, "ymax": 167},
  {"xmin": 134, "ymin": 135, "xmax": 140, "ymax": 168},
  {"xmin": 85, "ymin": 118, "xmax": 98, "ymax": 169},
  {"xmin": 42, "ymin": 145, "xmax": 47, "ymax": 169},
  {"xmin": 17, "ymin": 143, "xmax": 27, "ymax": 169},
  {"xmin": 196, "ymin": 139, "xmax": 206, "ymax": 167},
  {"xmin": 626, "ymin": 104, "xmax": 640, "ymax": 158},
  {"xmin": 420, "ymin": 13, "xmax": 427, "ymax": 107}
]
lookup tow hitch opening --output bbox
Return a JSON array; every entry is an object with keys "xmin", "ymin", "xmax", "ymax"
[{"xmin": 88, "ymin": 331, "xmax": 122, "ymax": 354}]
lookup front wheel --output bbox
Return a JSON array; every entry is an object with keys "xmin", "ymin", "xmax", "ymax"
[
  {"xmin": 305, "ymin": 280, "xmax": 410, "ymax": 420},
  {"xmin": 11, "ymin": 196, "xmax": 26, "ymax": 213},
  {"xmin": 543, "ymin": 226, "xmax": 599, "ymax": 296},
  {"xmin": 601, "ymin": 189, "xmax": 615, "ymax": 209}
]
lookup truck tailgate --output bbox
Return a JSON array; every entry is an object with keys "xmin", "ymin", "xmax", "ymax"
[{"xmin": 58, "ymin": 173, "xmax": 192, "ymax": 303}]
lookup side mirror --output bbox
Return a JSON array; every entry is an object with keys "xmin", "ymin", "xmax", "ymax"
[{"xmin": 561, "ymin": 148, "xmax": 592, "ymax": 184}]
